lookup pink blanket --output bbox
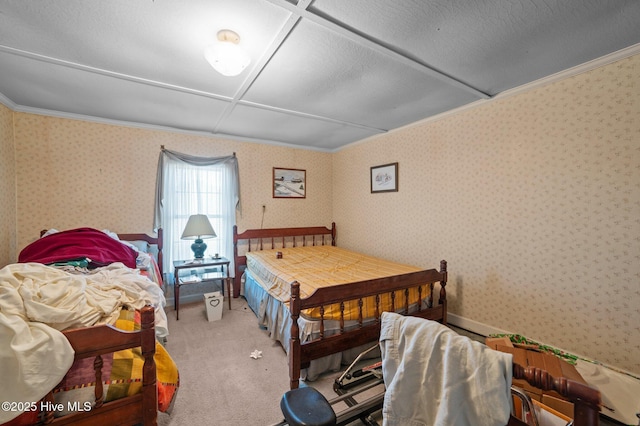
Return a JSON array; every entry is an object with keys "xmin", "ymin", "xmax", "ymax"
[{"xmin": 19, "ymin": 227, "xmax": 137, "ymax": 269}]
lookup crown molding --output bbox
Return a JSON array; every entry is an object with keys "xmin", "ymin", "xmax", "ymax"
[
  {"xmin": 10, "ymin": 104, "xmax": 333, "ymax": 152},
  {"xmin": 0, "ymin": 92, "xmax": 17, "ymax": 109},
  {"xmin": 338, "ymin": 43, "xmax": 640, "ymax": 152}
]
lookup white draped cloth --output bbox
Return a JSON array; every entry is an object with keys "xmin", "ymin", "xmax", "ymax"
[
  {"xmin": 379, "ymin": 312, "xmax": 513, "ymax": 426},
  {"xmin": 0, "ymin": 262, "xmax": 167, "ymax": 423}
]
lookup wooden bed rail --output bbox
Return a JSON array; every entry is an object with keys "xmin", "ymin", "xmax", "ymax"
[
  {"xmin": 38, "ymin": 305, "xmax": 157, "ymax": 426},
  {"xmin": 512, "ymin": 363, "xmax": 601, "ymax": 426},
  {"xmin": 232, "ymin": 223, "xmax": 336, "ymax": 298},
  {"xmin": 288, "ymin": 260, "xmax": 448, "ymax": 390}
]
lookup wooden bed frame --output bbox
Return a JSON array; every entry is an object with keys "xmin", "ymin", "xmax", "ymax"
[
  {"xmin": 28, "ymin": 229, "xmax": 164, "ymax": 426},
  {"xmin": 232, "ymin": 223, "xmax": 447, "ymax": 381},
  {"xmin": 287, "ymin": 264, "xmax": 447, "ymax": 390}
]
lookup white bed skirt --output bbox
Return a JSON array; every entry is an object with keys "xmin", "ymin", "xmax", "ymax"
[{"xmin": 242, "ymin": 269, "xmax": 377, "ymax": 381}]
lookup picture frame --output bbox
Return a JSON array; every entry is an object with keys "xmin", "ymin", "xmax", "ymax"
[
  {"xmin": 370, "ymin": 162, "xmax": 398, "ymax": 193},
  {"xmin": 273, "ymin": 167, "xmax": 306, "ymax": 198}
]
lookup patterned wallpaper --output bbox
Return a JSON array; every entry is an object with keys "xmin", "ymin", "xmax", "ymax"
[
  {"xmin": 0, "ymin": 103, "xmax": 16, "ymax": 266},
  {"xmin": 333, "ymin": 54, "xmax": 640, "ymax": 374},
  {"xmin": 12, "ymin": 115, "xmax": 333, "ymax": 254}
]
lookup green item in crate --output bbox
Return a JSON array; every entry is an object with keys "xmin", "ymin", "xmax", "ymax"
[{"xmin": 488, "ymin": 333, "xmax": 579, "ymax": 365}]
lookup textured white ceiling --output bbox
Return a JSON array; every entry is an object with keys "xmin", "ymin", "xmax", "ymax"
[{"xmin": 0, "ymin": 0, "xmax": 639, "ymax": 151}]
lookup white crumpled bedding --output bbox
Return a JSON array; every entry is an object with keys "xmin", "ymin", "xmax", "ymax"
[
  {"xmin": 379, "ymin": 312, "xmax": 513, "ymax": 426},
  {"xmin": 0, "ymin": 262, "xmax": 167, "ymax": 424}
]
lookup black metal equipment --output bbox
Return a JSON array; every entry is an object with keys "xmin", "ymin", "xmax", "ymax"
[{"xmin": 274, "ymin": 345, "xmax": 385, "ymax": 426}]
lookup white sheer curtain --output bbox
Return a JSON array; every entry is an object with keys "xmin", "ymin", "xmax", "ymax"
[{"xmin": 154, "ymin": 149, "xmax": 240, "ymax": 278}]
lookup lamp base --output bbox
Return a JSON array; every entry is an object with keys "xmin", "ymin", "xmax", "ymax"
[{"xmin": 191, "ymin": 239, "xmax": 207, "ymax": 259}]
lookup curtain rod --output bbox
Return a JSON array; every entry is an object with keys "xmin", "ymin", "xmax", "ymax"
[{"xmin": 160, "ymin": 146, "xmax": 235, "ymax": 157}]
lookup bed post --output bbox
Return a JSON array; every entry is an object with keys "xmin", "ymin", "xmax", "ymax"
[
  {"xmin": 439, "ymin": 260, "xmax": 447, "ymax": 324},
  {"xmin": 512, "ymin": 363, "xmax": 601, "ymax": 426},
  {"xmin": 289, "ymin": 281, "xmax": 301, "ymax": 390},
  {"xmin": 330, "ymin": 222, "xmax": 336, "ymax": 246},
  {"xmin": 141, "ymin": 305, "xmax": 158, "ymax": 425},
  {"xmin": 157, "ymin": 228, "xmax": 164, "ymax": 284},
  {"xmin": 233, "ymin": 225, "xmax": 241, "ymax": 298}
]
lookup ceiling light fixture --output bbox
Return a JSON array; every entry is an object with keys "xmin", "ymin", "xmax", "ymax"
[{"xmin": 204, "ymin": 29, "xmax": 251, "ymax": 77}]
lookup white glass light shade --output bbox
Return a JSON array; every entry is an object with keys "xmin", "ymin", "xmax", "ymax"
[
  {"xmin": 204, "ymin": 30, "xmax": 251, "ymax": 77},
  {"xmin": 181, "ymin": 214, "xmax": 216, "ymax": 240}
]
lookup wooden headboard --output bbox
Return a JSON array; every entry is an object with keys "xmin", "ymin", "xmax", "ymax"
[
  {"xmin": 232, "ymin": 223, "xmax": 336, "ymax": 298},
  {"xmin": 118, "ymin": 229, "xmax": 164, "ymax": 279}
]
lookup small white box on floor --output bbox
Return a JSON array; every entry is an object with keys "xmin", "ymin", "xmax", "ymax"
[{"xmin": 203, "ymin": 291, "xmax": 223, "ymax": 321}]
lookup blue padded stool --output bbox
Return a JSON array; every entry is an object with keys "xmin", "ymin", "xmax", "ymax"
[{"xmin": 280, "ymin": 387, "xmax": 336, "ymax": 426}]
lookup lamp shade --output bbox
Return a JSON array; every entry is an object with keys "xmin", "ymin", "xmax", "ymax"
[
  {"xmin": 204, "ymin": 29, "xmax": 250, "ymax": 77},
  {"xmin": 182, "ymin": 214, "xmax": 216, "ymax": 259},
  {"xmin": 181, "ymin": 214, "xmax": 216, "ymax": 240}
]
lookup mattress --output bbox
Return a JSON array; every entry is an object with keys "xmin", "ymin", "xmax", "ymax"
[
  {"xmin": 246, "ymin": 245, "xmax": 428, "ymax": 321},
  {"xmin": 243, "ymin": 246, "xmax": 432, "ymax": 380}
]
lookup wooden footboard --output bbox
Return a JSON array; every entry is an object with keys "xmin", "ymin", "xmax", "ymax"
[
  {"xmin": 38, "ymin": 305, "xmax": 157, "ymax": 426},
  {"xmin": 288, "ymin": 260, "xmax": 448, "ymax": 390},
  {"xmin": 286, "ymin": 265, "xmax": 601, "ymax": 426}
]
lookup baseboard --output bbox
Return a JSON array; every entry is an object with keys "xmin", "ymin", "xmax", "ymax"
[
  {"xmin": 165, "ymin": 293, "xmax": 209, "ymax": 309},
  {"xmin": 447, "ymin": 313, "xmax": 511, "ymax": 338},
  {"xmin": 165, "ymin": 278, "xmax": 227, "ymax": 312}
]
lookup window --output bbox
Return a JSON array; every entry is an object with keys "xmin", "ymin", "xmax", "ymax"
[{"xmin": 155, "ymin": 150, "xmax": 240, "ymax": 277}]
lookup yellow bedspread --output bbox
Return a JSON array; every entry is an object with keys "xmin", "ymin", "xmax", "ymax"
[{"xmin": 246, "ymin": 246, "xmax": 429, "ymax": 321}]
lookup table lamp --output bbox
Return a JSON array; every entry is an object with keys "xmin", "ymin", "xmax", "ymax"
[{"xmin": 181, "ymin": 214, "xmax": 216, "ymax": 259}]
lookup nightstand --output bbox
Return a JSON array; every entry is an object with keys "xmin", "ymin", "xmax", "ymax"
[{"xmin": 173, "ymin": 257, "xmax": 231, "ymax": 320}]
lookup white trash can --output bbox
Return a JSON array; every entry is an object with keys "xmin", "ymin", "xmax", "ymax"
[{"xmin": 203, "ymin": 291, "xmax": 223, "ymax": 322}]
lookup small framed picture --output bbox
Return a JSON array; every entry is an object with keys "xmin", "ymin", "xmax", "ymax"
[
  {"xmin": 370, "ymin": 162, "xmax": 398, "ymax": 193},
  {"xmin": 273, "ymin": 167, "xmax": 306, "ymax": 198}
]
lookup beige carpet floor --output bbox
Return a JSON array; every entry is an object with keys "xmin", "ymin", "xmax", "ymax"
[{"xmin": 159, "ymin": 298, "xmax": 290, "ymax": 425}]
